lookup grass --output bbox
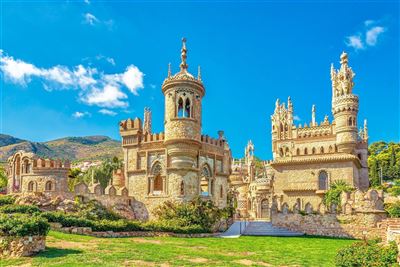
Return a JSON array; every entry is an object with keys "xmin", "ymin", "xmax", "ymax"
[{"xmin": 1, "ymin": 231, "xmax": 355, "ymax": 267}]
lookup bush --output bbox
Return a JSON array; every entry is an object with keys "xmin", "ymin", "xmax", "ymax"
[
  {"xmin": 143, "ymin": 220, "xmax": 207, "ymax": 234},
  {"xmin": 0, "ymin": 213, "xmax": 50, "ymax": 236},
  {"xmin": 75, "ymin": 199, "xmax": 122, "ymax": 221},
  {"xmin": 153, "ymin": 197, "xmax": 228, "ymax": 231},
  {"xmin": 335, "ymin": 240, "xmax": 398, "ymax": 267},
  {"xmin": 0, "ymin": 195, "xmax": 15, "ymax": 206},
  {"xmin": 0, "ymin": 204, "xmax": 41, "ymax": 215},
  {"xmin": 385, "ymin": 201, "xmax": 400, "ymax": 218},
  {"xmin": 323, "ymin": 180, "xmax": 353, "ymax": 209}
]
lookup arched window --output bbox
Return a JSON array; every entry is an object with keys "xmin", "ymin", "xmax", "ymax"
[
  {"xmin": 45, "ymin": 181, "xmax": 53, "ymax": 191},
  {"xmin": 177, "ymin": 97, "xmax": 184, "ymax": 117},
  {"xmin": 279, "ymin": 148, "xmax": 284, "ymax": 157},
  {"xmin": 348, "ymin": 117, "xmax": 353, "ymax": 126},
  {"xmin": 353, "ymin": 117, "xmax": 356, "ymax": 127},
  {"xmin": 312, "ymin": 147, "xmax": 316, "ymax": 154},
  {"xmin": 304, "ymin": 148, "xmax": 308, "ymax": 155},
  {"xmin": 320, "ymin": 147, "xmax": 324, "ymax": 154},
  {"xmin": 329, "ymin": 145, "xmax": 333, "ymax": 153},
  {"xmin": 296, "ymin": 148, "xmax": 300, "ymax": 156},
  {"xmin": 184, "ymin": 98, "xmax": 191, "ymax": 118},
  {"xmin": 318, "ymin": 171, "xmax": 328, "ymax": 190},
  {"xmin": 220, "ymin": 185, "xmax": 223, "ymax": 198},
  {"xmin": 285, "ymin": 147, "xmax": 289, "ymax": 156},
  {"xmin": 200, "ymin": 165, "xmax": 211, "ymax": 196},
  {"xmin": 285, "ymin": 123, "xmax": 288, "ymax": 131},
  {"xmin": 28, "ymin": 181, "xmax": 35, "ymax": 192}
]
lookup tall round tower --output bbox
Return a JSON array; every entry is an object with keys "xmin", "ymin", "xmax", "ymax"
[
  {"xmin": 331, "ymin": 52, "xmax": 359, "ymax": 153},
  {"xmin": 162, "ymin": 38, "xmax": 205, "ymax": 168}
]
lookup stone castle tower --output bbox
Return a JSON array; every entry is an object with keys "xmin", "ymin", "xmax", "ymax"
[
  {"xmin": 331, "ymin": 52, "xmax": 358, "ymax": 153},
  {"xmin": 162, "ymin": 38, "xmax": 204, "ymax": 169}
]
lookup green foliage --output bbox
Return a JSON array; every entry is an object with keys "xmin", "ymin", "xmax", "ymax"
[
  {"xmin": 0, "ymin": 204, "xmax": 41, "ymax": 215},
  {"xmin": 74, "ymin": 199, "xmax": 122, "ymax": 221},
  {"xmin": 0, "ymin": 213, "xmax": 50, "ymax": 236},
  {"xmin": 153, "ymin": 197, "xmax": 232, "ymax": 232},
  {"xmin": 385, "ymin": 201, "xmax": 400, "ymax": 218},
  {"xmin": 335, "ymin": 240, "xmax": 398, "ymax": 267},
  {"xmin": 323, "ymin": 180, "xmax": 353, "ymax": 207},
  {"xmin": 0, "ymin": 195, "xmax": 15, "ymax": 206},
  {"xmin": 388, "ymin": 180, "xmax": 400, "ymax": 196},
  {"xmin": 67, "ymin": 168, "xmax": 83, "ymax": 191},
  {"xmin": 0, "ymin": 166, "xmax": 7, "ymax": 192},
  {"xmin": 368, "ymin": 141, "xmax": 400, "ymax": 186},
  {"xmin": 323, "ymin": 180, "xmax": 353, "ymax": 208}
]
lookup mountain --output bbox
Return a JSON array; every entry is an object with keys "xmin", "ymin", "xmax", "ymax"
[{"xmin": 0, "ymin": 134, "xmax": 122, "ymax": 162}]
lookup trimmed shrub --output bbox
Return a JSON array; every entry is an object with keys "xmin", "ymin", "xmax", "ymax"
[
  {"xmin": 143, "ymin": 220, "xmax": 206, "ymax": 234},
  {"xmin": 0, "ymin": 195, "xmax": 15, "ymax": 206},
  {"xmin": 75, "ymin": 199, "xmax": 122, "ymax": 221},
  {"xmin": 0, "ymin": 204, "xmax": 41, "ymax": 215},
  {"xmin": 335, "ymin": 240, "xmax": 398, "ymax": 267},
  {"xmin": 385, "ymin": 201, "xmax": 400, "ymax": 218},
  {"xmin": 0, "ymin": 213, "xmax": 50, "ymax": 236}
]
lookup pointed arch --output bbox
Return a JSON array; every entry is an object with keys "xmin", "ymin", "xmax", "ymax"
[
  {"xmin": 177, "ymin": 97, "xmax": 184, "ymax": 117},
  {"xmin": 296, "ymin": 148, "xmax": 300, "ymax": 156},
  {"xmin": 320, "ymin": 146, "xmax": 324, "ymax": 154},
  {"xmin": 312, "ymin": 147, "xmax": 316, "ymax": 154},
  {"xmin": 45, "ymin": 181, "xmax": 53, "ymax": 191},
  {"xmin": 184, "ymin": 98, "xmax": 191, "ymax": 118},
  {"xmin": 304, "ymin": 147, "xmax": 308, "ymax": 155},
  {"xmin": 318, "ymin": 170, "xmax": 328, "ymax": 190}
]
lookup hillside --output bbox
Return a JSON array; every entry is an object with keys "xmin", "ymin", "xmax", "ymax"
[{"xmin": 0, "ymin": 134, "xmax": 122, "ymax": 162}]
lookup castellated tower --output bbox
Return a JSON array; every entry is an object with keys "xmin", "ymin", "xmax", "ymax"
[
  {"xmin": 162, "ymin": 38, "xmax": 204, "ymax": 168},
  {"xmin": 331, "ymin": 52, "xmax": 359, "ymax": 154}
]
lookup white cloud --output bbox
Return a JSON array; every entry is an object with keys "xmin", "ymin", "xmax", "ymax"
[
  {"xmin": 345, "ymin": 20, "xmax": 386, "ymax": 51},
  {"xmin": 0, "ymin": 51, "xmax": 144, "ymax": 109},
  {"xmin": 99, "ymin": 109, "xmax": 117, "ymax": 116},
  {"xmin": 346, "ymin": 35, "xmax": 364, "ymax": 50},
  {"xmin": 293, "ymin": 115, "xmax": 301, "ymax": 122},
  {"xmin": 73, "ymin": 111, "xmax": 90, "ymax": 118},
  {"xmin": 81, "ymin": 85, "xmax": 128, "ymax": 108},
  {"xmin": 366, "ymin": 26, "xmax": 385, "ymax": 46},
  {"xmin": 96, "ymin": 55, "xmax": 116, "ymax": 66},
  {"xmin": 84, "ymin": 13, "xmax": 99, "ymax": 26}
]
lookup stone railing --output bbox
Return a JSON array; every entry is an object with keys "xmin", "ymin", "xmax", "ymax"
[{"xmin": 0, "ymin": 235, "xmax": 46, "ymax": 257}]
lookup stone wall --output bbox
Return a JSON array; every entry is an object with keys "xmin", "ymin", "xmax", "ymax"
[
  {"xmin": 272, "ymin": 212, "xmax": 387, "ymax": 240},
  {"xmin": 0, "ymin": 236, "xmax": 45, "ymax": 257}
]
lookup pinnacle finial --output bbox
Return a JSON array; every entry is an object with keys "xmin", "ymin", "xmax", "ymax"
[
  {"xmin": 168, "ymin": 63, "xmax": 171, "ymax": 77},
  {"xmin": 180, "ymin": 37, "xmax": 188, "ymax": 72},
  {"xmin": 340, "ymin": 51, "xmax": 348, "ymax": 65},
  {"xmin": 197, "ymin": 65, "xmax": 202, "ymax": 81}
]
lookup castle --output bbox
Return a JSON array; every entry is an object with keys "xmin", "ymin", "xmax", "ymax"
[
  {"xmin": 230, "ymin": 52, "xmax": 370, "ymax": 219},
  {"xmin": 6, "ymin": 40, "xmax": 372, "ymax": 221}
]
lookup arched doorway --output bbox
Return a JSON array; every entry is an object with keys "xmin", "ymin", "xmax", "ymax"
[{"xmin": 260, "ymin": 199, "xmax": 269, "ymax": 218}]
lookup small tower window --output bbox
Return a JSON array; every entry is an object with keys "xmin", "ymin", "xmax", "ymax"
[
  {"xmin": 318, "ymin": 171, "xmax": 328, "ymax": 190},
  {"xmin": 180, "ymin": 181, "xmax": 184, "ymax": 196},
  {"xmin": 45, "ymin": 181, "xmax": 53, "ymax": 191},
  {"xmin": 220, "ymin": 185, "xmax": 223, "ymax": 198},
  {"xmin": 296, "ymin": 148, "xmax": 300, "ymax": 156},
  {"xmin": 320, "ymin": 147, "xmax": 324, "ymax": 154},
  {"xmin": 304, "ymin": 148, "xmax": 308, "ymax": 155},
  {"xmin": 184, "ymin": 98, "xmax": 191, "ymax": 118},
  {"xmin": 312, "ymin": 147, "xmax": 316, "ymax": 154},
  {"xmin": 177, "ymin": 97, "xmax": 184, "ymax": 117},
  {"xmin": 348, "ymin": 117, "xmax": 353, "ymax": 126}
]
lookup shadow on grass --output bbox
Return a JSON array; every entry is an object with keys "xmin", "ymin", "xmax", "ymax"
[{"xmin": 35, "ymin": 247, "xmax": 82, "ymax": 259}]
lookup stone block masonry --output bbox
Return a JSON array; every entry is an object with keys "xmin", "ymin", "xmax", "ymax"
[{"xmin": 0, "ymin": 236, "xmax": 46, "ymax": 257}]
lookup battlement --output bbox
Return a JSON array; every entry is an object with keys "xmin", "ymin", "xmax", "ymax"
[
  {"xmin": 201, "ymin": 135, "xmax": 224, "ymax": 147},
  {"xmin": 33, "ymin": 158, "xmax": 70, "ymax": 170},
  {"xmin": 296, "ymin": 122, "xmax": 334, "ymax": 139},
  {"xmin": 142, "ymin": 132, "xmax": 165, "ymax": 143},
  {"xmin": 119, "ymin": 118, "xmax": 142, "ymax": 131}
]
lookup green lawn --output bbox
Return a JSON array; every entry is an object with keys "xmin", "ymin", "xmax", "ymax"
[{"xmin": 1, "ymin": 231, "xmax": 355, "ymax": 267}]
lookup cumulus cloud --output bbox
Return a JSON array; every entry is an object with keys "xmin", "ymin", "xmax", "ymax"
[
  {"xmin": 99, "ymin": 109, "xmax": 117, "ymax": 116},
  {"xmin": 345, "ymin": 20, "xmax": 386, "ymax": 51},
  {"xmin": 0, "ymin": 51, "xmax": 144, "ymax": 109},
  {"xmin": 73, "ymin": 111, "xmax": 90, "ymax": 118},
  {"xmin": 366, "ymin": 26, "xmax": 385, "ymax": 46},
  {"xmin": 84, "ymin": 13, "xmax": 99, "ymax": 25}
]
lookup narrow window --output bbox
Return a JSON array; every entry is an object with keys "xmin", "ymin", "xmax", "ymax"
[
  {"xmin": 320, "ymin": 147, "xmax": 324, "ymax": 154},
  {"xmin": 220, "ymin": 185, "xmax": 223, "ymax": 198},
  {"xmin": 177, "ymin": 98, "xmax": 184, "ymax": 117},
  {"xmin": 184, "ymin": 98, "xmax": 191, "ymax": 118},
  {"xmin": 312, "ymin": 147, "xmax": 316, "ymax": 154},
  {"xmin": 180, "ymin": 181, "xmax": 184, "ymax": 196},
  {"xmin": 348, "ymin": 117, "xmax": 353, "ymax": 126},
  {"xmin": 28, "ymin": 181, "xmax": 35, "ymax": 192},
  {"xmin": 154, "ymin": 174, "xmax": 163, "ymax": 194},
  {"xmin": 318, "ymin": 171, "xmax": 328, "ymax": 190},
  {"xmin": 45, "ymin": 181, "xmax": 53, "ymax": 191},
  {"xmin": 304, "ymin": 148, "xmax": 308, "ymax": 155},
  {"xmin": 296, "ymin": 148, "xmax": 300, "ymax": 156}
]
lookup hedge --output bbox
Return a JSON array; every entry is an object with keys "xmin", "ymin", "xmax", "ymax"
[
  {"xmin": 0, "ymin": 204, "xmax": 41, "ymax": 215},
  {"xmin": 0, "ymin": 213, "xmax": 50, "ymax": 237},
  {"xmin": 41, "ymin": 211, "xmax": 207, "ymax": 234},
  {"xmin": 0, "ymin": 195, "xmax": 15, "ymax": 206},
  {"xmin": 335, "ymin": 240, "xmax": 398, "ymax": 267}
]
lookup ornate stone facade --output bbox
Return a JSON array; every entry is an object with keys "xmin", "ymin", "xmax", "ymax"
[
  {"xmin": 231, "ymin": 52, "xmax": 370, "ymax": 220},
  {"xmin": 119, "ymin": 38, "xmax": 231, "ymax": 219},
  {"xmin": 6, "ymin": 151, "xmax": 70, "ymax": 196}
]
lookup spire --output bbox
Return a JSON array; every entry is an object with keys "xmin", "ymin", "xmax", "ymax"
[
  {"xmin": 168, "ymin": 63, "xmax": 171, "ymax": 77},
  {"xmin": 287, "ymin": 96, "xmax": 293, "ymax": 112},
  {"xmin": 143, "ymin": 107, "xmax": 152, "ymax": 134},
  {"xmin": 197, "ymin": 65, "xmax": 202, "ymax": 81},
  {"xmin": 340, "ymin": 51, "xmax": 348, "ymax": 65},
  {"xmin": 363, "ymin": 119, "xmax": 368, "ymax": 140},
  {"xmin": 180, "ymin": 37, "xmax": 188, "ymax": 72},
  {"xmin": 311, "ymin": 105, "xmax": 316, "ymax": 126}
]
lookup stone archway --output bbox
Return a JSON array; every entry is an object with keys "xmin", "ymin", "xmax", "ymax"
[{"xmin": 260, "ymin": 199, "xmax": 270, "ymax": 219}]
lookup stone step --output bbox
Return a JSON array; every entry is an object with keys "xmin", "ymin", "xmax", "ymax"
[{"xmin": 242, "ymin": 222, "xmax": 304, "ymax": 237}]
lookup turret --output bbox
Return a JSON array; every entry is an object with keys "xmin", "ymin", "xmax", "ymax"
[
  {"xmin": 271, "ymin": 97, "xmax": 294, "ymax": 157},
  {"xmin": 331, "ymin": 52, "xmax": 359, "ymax": 153},
  {"xmin": 143, "ymin": 107, "xmax": 152, "ymax": 134},
  {"xmin": 162, "ymin": 38, "xmax": 205, "ymax": 168}
]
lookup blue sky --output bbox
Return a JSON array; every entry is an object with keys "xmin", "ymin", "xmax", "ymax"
[{"xmin": 0, "ymin": 1, "xmax": 399, "ymax": 159}]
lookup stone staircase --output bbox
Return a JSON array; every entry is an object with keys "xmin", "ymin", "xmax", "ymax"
[{"xmin": 242, "ymin": 221, "xmax": 304, "ymax": 237}]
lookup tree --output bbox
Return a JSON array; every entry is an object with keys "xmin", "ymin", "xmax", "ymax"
[
  {"xmin": 323, "ymin": 180, "xmax": 353, "ymax": 209},
  {"xmin": 0, "ymin": 166, "xmax": 7, "ymax": 192}
]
